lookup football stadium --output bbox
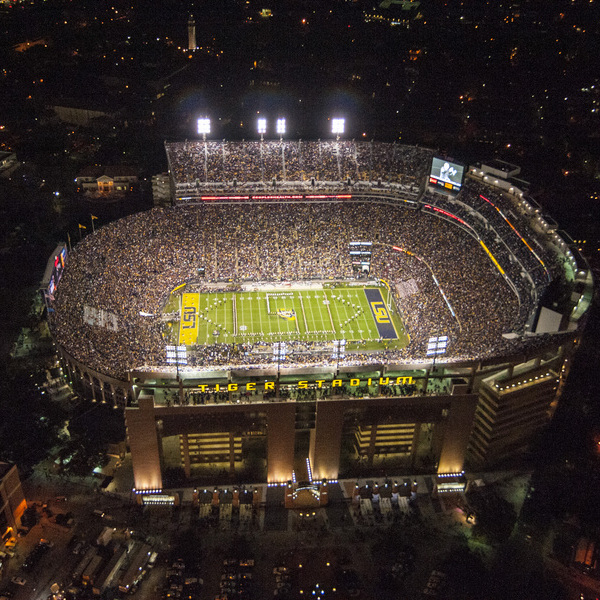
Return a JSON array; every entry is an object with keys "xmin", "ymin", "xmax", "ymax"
[{"xmin": 46, "ymin": 140, "xmax": 593, "ymax": 499}]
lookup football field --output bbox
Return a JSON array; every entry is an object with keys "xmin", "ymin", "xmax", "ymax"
[{"xmin": 164, "ymin": 285, "xmax": 409, "ymax": 350}]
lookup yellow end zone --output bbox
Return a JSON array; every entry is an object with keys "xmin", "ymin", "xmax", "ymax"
[{"xmin": 178, "ymin": 293, "xmax": 200, "ymax": 345}]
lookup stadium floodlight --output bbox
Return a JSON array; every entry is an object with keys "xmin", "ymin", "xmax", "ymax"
[
  {"xmin": 257, "ymin": 117, "xmax": 267, "ymax": 139},
  {"xmin": 276, "ymin": 118, "xmax": 286, "ymax": 137},
  {"xmin": 332, "ymin": 339, "xmax": 346, "ymax": 376},
  {"xmin": 166, "ymin": 345, "xmax": 188, "ymax": 365},
  {"xmin": 426, "ymin": 335, "xmax": 448, "ymax": 356},
  {"xmin": 197, "ymin": 118, "xmax": 211, "ymax": 139},
  {"xmin": 331, "ymin": 118, "xmax": 345, "ymax": 136},
  {"xmin": 426, "ymin": 335, "xmax": 448, "ymax": 377}
]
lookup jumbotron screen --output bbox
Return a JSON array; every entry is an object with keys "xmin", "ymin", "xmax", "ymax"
[
  {"xmin": 429, "ymin": 157, "xmax": 465, "ymax": 192},
  {"xmin": 48, "ymin": 246, "xmax": 67, "ymax": 297}
]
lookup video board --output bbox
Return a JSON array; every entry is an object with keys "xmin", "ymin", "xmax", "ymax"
[
  {"xmin": 47, "ymin": 246, "xmax": 68, "ymax": 296},
  {"xmin": 429, "ymin": 157, "xmax": 465, "ymax": 193}
]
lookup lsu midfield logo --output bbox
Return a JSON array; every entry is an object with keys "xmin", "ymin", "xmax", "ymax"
[{"xmin": 370, "ymin": 301, "xmax": 391, "ymax": 324}]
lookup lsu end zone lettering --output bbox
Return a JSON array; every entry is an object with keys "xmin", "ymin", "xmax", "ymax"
[
  {"xmin": 179, "ymin": 293, "xmax": 199, "ymax": 345},
  {"xmin": 364, "ymin": 288, "xmax": 398, "ymax": 339}
]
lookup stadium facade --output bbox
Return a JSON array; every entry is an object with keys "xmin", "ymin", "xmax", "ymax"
[{"xmin": 47, "ymin": 141, "xmax": 593, "ymax": 495}]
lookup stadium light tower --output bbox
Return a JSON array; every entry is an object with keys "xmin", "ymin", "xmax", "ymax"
[
  {"xmin": 257, "ymin": 117, "xmax": 267, "ymax": 141},
  {"xmin": 332, "ymin": 339, "xmax": 346, "ymax": 377},
  {"xmin": 197, "ymin": 118, "xmax": 211, "ymax": 141},
  {"xmin": 426, "ymin": 335, "xmax": 448, "ymax": 393},
  {"xmin": 273, "ymin": 341, "xmax": 286, "ymax": 397},
  {"xmin": 197, "ymin": 118, "xmax": 211, "ymax": 182},
  {"xmin": 277, "ymin": 118, "xmax": 287, "ymax": 180},
  {"xmin": 276, "ymin": 118, "xmax": 286, "ymax": 140},
  {"xmin": 331, "ymin": 117, "xmax": 345, "ymax": 180},
  {"xmin": 331, "ymin": 118, "xmax": 345, "ymax": 141}
]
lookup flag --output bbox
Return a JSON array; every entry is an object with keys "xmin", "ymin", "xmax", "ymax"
[
  {"xmin": 78, "ymin": 224, "xmax": 87, "ymax": 229},
  {"xmin": 91, "ymin": 215, "xmax": 98, "ymax": 220}
]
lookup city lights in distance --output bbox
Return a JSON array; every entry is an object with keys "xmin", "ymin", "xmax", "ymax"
[
  {"xmin": 331, "ymin": 118, "xmax": 345, "ymax": 135},
  {"xmin": 257, "ymin": 118, "xmax": 267, "ymax": 134},
  {"xmin": 197, "ymin": 118, "xmax": 210, "ymax": 135}
]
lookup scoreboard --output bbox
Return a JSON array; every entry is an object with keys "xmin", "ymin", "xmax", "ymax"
[{"xmin": 429, "ymin": 157, "xmax": 465, "ymax": 193}]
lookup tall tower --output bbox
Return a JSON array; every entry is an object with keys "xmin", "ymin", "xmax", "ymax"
[{"xmin": 188, "ymin": 14, "xmax": 197, "ymax": 51}]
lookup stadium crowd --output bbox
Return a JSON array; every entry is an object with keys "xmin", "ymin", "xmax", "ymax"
[
  {"xmin": 166, "ymin": 140, "xmax": 431, "ymax": 190},
  {"xmin": 49, "ymin": 179, "xmax": 563, "ymax": 381}
]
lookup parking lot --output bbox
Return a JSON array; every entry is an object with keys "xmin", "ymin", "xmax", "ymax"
[{"xmin": 1, "ymin": 465, "xmax": 530, "ymax": 600}]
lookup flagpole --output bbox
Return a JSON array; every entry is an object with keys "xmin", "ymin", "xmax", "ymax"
[
  {"xmin": 67, "ymin": 232, "xmax": 72, "ymax": 253},
  {"xmin": 91, "ymin": 216, "xmax": 95, "ymax": 233}
]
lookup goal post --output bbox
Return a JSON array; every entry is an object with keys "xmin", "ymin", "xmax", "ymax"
[{"xmin": 379, "ymin": 278, "xmax": 392, "ymax": 311}]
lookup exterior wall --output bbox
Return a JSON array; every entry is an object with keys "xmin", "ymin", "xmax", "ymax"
[
  {"xmin": 469, "ymin": 366, "xmax": 560, "ymax": 466},
  {"xmin": 0, "ymin": 464, "xmax": 26, "ymax": 532},
  {"xmin": 125, "ymin": 395, "xmax": 162, "ymax": 491},
  {"xmin": 311, "ymin": 399, "xmax": 344, "ymax": 481},
  {"xmin": 54, "ymin": 330, "xmax": 574, "ymax": 488},
  {"xmin": 437, "ymin": 394, "xmax": 478, "ymax": 473},
  {"xmin": 56, "ymin": 347, "xmax": 129, "ymax": 409},
  {"xmin": 265, "ymin": 403, "xmax": 296, "ymax": 483}
]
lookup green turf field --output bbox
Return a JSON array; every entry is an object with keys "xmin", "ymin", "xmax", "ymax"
[{"xmin": 163, "ymin": 285, "xmax": 409, "ymax": 351}]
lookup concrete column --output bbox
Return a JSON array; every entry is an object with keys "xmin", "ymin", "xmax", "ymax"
[
  {"xmin": 125, "ymin": 393, "xmax": 163, "ymax": 491},
  {"xmin": 437, "ymin": 395, "xmax": 478, "ymax": 474},
  {"xmin": 311, "ymin": 400, "xmax": 344, "ymax": 481},
  {"xmin": 266, "ymin": 403, "xmax": 296, "ymax": 483},
  {"xmin": 90, "ymin": 375, "xmax": 97, "ymax": 402}
]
